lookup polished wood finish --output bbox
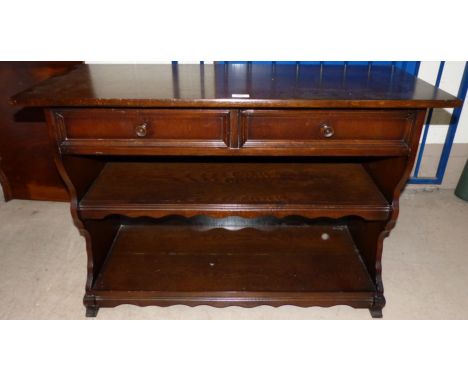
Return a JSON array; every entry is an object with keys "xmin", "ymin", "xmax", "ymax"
[
  {"xmin": 49, "ymin": 108, "xmax": 416, "ymax": 156},
  {"xmin": 79, "ymin": 161, "xmax": 390, "ymax": 220},
  {"xmin": 12, "ymin": 63, "xmax": 461, "ymax": 109},
  {"xmin": 0, "ymin": 61, "xmax": 80, "ymax": 201},
  {"xmin": 240, "ymin": 109, "xmax": 414, "ymax": 150},
  {"xmin": 94, "ymin": 223, "xmax": 375, "ymax": 293},
  {"xmin": 13, "ymin": 63, "xmax": 461, "ymax": 318},
  {"xmin": 56, "ymin": 108, "xmax": 232, "ymax": 152},
  {"xmin": 89, "ymin": 218, "xmax": 375, "ymax": 312},
  {"xmin": 48, "ymin": 107, "xmax": 418, "ymax": 157}
]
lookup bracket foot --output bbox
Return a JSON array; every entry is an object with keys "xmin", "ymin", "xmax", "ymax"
[
  {"xmin": 369, "ymin": 294, "xmax": 386, "ymax": 319},
  {"xmin": 85, "ymin": 306, "xmax": 99, "ymax": 318}
]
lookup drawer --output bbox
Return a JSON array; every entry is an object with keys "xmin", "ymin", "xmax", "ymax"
[
  {"xmin": 54, "ymin": 109, "xmax": 231, "ymax": 154},
  {"xmin": 240, "ymin": 110, "xmax": 414, "ymax": 150}
]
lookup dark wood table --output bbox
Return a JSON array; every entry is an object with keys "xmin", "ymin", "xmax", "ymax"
[{"xmin": 12, "ymin": 63, "xmax": 461, "ymax": 318}]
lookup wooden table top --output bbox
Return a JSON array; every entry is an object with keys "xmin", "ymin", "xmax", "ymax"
[{"xmin": 12, "ymin": 63, "xmax": 461, "ymax": 109}]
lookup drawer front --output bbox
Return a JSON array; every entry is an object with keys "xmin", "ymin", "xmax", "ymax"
[
  {"xmin": 240, "ymin": 110, "xmax": 414, "ymax": 149},
  {"xmin": 55, "ymin": 109, "xmax": 231, "ymax": 153}
]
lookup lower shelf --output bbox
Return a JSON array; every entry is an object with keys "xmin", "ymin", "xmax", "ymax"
[{"xmin": 92, "ymin": 222, "xmax": 376, "ymax": 305}]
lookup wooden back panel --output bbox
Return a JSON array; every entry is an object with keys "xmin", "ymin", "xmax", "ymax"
[{"xmin": 0, "ymin": 61, "xmax": 80, "ymax": 201}]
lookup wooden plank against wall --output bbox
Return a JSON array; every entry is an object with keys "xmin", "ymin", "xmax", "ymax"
[{"xmin": 0, "ymin": 62, "xmax": 81, "ymax": 201}]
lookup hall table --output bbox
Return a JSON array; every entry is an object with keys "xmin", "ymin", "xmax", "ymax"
[{"xmin": 12, "ymin": 63, "xmax": 461, "ymax": 318}]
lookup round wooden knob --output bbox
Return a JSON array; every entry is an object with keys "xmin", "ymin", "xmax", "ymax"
[
  {"xmin": 135, "ymin": 123, "xmax": 148, "ymax": 137},
  {"xmin": 320, "ymin": 124, "xmax": 334, "ymax": 138}
]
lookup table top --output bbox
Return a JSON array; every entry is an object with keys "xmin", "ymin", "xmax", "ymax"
[{"xmin": 12, "ymin": 63, "xmax": 462, "ymax": 109}]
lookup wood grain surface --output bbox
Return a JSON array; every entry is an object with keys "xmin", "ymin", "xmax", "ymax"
[
  {"xmin": 0, "ymin": 61, "xmax": 80, "ymax": 201},
  {"xmin": 79, "ymin": 161, "xmax": 390, "ymax": 220},
  {"xmin": 12, "ymin": 63, "xmax": 461, "ymax": 109},
  {"xmin": 94, "ymin": 223, "xmax": 375, "ymax": 293}
]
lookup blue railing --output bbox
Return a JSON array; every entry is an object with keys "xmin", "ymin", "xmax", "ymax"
[
  {"xmin": 222, "ymin": 61, "xmax": 420, "ymax": 75},
  {"xmin": 410, "ymin": 61, "xmax": 468, "ymax": 184}
]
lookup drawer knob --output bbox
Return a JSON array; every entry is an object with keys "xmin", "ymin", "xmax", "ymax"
[
  {"xmin": 320, "ymin": 124, "xmax": 334, "ymax": 138},
  {"xmin": 135, "ymin": 123, "xmax": 148, "ymax": 137}
]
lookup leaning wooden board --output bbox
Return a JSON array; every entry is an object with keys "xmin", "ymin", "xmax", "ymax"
[{"xmin": 0, "ymin": 62, "xmax": 80, "ymax": 201}]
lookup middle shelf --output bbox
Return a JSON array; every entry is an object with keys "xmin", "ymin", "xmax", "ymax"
[{"xmin": 79, "ymin": 161, "xmax": 391, "ymax": 220}]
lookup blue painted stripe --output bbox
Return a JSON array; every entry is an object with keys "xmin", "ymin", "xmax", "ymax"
[
  {"xmin": 409, "ymin": 177, "xmax": 444, "ymax": 185},
  {"xmin": 412, "ymin": 62, "xmax": 445, "ymax": 178},
  {"xmin": 413, "ymin": 62, "xmax": 421, "ymax": 77}
]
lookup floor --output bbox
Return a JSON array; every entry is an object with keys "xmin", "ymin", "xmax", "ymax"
[{"xmin": 0, "ymin": 188, "xmax": 467, "ymax": 319}]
